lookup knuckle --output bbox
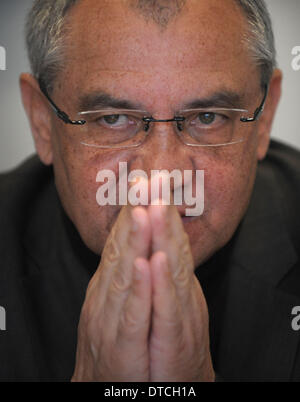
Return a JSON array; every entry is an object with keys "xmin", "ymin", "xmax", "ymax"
[
  {"xmin": 119, "ymin": 309, "xmax": 141, "ymax": 337},
  {"xmin": 110, "ymin": 270, "xmax": 131, "ymax": 294},
  {"xmin": 174, "ymin": 267, "xmax": 191, "ymax": 288},
  {"xmin": 174, "ymin": 265, "xmax": 190, "ymax": 287},
  {"xmin": 173, "ymin": 234, "xmax": 193, "ymax": 286},
  {"xmin": 102, "ymin": 235, "xmax": 121, "ymax": 266}
]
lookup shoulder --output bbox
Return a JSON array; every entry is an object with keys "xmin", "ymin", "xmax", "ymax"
[
  {"xmin": 261, "ymin": 139, "xmax": 300, "ymax": 206},
  {"xmin": 0, "ymin": 155, "xmax": 54, "ymax": 273},
  {"xmin": 0, "ymin": 155, "xmax": 53, "ymax": 223},
  {"xmin": 259, "ymin": 139, "xmax": 300, "ymax": 253},
  {"xmin": 0, "ymin": 154, "xmax": 51, "ymax": 191},
  {"xmin": 264, "ymin": 139, "xmax": 300, "ymax": 180}
]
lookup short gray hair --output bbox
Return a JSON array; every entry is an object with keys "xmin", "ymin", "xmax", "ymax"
[
  {"xmin": 26, "ymin": 0, "xmax": 277, "ymax": 93},
  {"xmin": 237, "ymin": 0, "xmax": 277, "ymax": 87},
  {"xmin": 26, "ymin": 0, "xmax": 77, "ymax": 92}
]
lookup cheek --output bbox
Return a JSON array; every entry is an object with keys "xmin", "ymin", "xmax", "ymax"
[
  {"xmin": 189, "ymin": 143, "xmax": 257, "ymax": 262},
  {"xmin": 53, "ymin": 141, "xmax": 134, "ymax": 253},
  {"xmin": 205, "ymin": 147, "xmax": 256, "ymax": 218},
  {"xmin": 205, "ymin": 165, "xmax": 250, "ymax": 228},
  {"xmin": 52, "ymin": 124, "xmax": 117, "ymax": 207}
]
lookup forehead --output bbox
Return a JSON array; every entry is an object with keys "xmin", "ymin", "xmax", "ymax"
[{"xmin": 61, "ymin": 0, "xmax": 259, "ymax": 106}]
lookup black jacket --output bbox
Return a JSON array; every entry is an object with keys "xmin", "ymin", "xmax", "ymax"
[{"xmin": 0, "ymin": 140, "xmax": 299, "ymax": 381}]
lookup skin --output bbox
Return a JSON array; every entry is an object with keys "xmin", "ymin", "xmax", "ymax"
[{"xmin": 20, "ymin": 0, "xmax": 282, "ymax": 381}]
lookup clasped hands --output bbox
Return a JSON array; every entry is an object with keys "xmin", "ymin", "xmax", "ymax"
[{"xmin": 72, "ymin": 188, "xmax": 215, "ymax": 382}]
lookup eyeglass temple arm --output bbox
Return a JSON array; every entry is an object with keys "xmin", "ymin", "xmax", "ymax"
[
  {"xmin": 38, "ymin": 79, "xmax": 86, "ymax": 125},
  {"xmin": 240, "ymin": 84, "xmax": 269, "ymax": 123}
]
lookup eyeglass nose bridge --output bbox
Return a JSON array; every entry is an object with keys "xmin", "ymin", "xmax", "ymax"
[{"xmin": 142, "ymin": 116, "xmax": 186, "ymax": 132}]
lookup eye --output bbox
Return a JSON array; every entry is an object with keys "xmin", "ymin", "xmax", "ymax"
[
  {"xmin": 198, "ymin": 112, "xmax": 216, "ymax": 125},
  {"xmin": 189, "ymin": 111, "xmax": 228, "ymax": 130},
  {"xmin": 101, "ymin": 114, "xmax": 129, "ymax": 127}
]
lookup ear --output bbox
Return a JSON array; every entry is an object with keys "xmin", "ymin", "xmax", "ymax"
[
  {"xmin": 20, "ymin": 73, "xmax": 53, "ymax": 165},
  {"xmin": 256, "ymin": 69, "xmax": 282, "ymax": 161}
]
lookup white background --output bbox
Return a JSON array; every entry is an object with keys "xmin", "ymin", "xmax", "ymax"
[{"xmin": 0, "ymin": 0, "xmax": 299, "ymax": 173}]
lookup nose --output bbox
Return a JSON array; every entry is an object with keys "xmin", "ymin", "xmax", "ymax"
[{"xmin": 129, "ymin": 120, "xmax": 196, "ymax": 193}]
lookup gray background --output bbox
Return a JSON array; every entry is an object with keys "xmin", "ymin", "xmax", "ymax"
[{"xmin": 0, "ymin": 0, "xmax": 299, "ymax": 173}]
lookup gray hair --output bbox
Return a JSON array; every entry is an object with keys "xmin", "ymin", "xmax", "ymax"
[
  {"xmin": 238, "ymin": 0, "xmax": 277, "ymax": 87},
  {"xmin": 26, "ymin": 0, "xmax": 277, "ymax": 93}
]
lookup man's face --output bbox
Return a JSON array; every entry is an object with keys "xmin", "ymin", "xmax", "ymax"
[{"xmin": 48, "ymin": 0, "xmax": 266, "ymax": 266}]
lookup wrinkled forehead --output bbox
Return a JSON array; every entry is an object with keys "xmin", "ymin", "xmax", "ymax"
[{"xmin": 60, "ymin": 0, "xmax": 259, "ymax": 106}]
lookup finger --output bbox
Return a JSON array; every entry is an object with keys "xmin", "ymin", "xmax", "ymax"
[
  {"xmin": 149, "ymin": 204, "xmax": 194, "ymax": 296},
  {"xmin": 108, "ymin": 206, "xmax": 151, "ymax": 293},
  {"xmin": 150, "ymin": 251, "xmax": 183, "ymax": 343},
  {"xmin": 116, "ymin": 257, "xmax": 151, "ymax": 350},
  {"xmin": 102, "ymin": 206, "xmax": 152, "ymax": 335},
  {"xmin": 96, "ymin": 204, "xmax": 150, "ymax": 294},
  {"xmin": 84, "ymin": 204, "xmax": 151, "ymax": 339}
]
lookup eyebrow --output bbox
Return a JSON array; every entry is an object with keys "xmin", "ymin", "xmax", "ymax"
[
  {"xmin": 182, "ymin": 91, "xmax": 244, "ymax": 110},
  {"xmin": 78, "ymin": 89, "xmax": 245, "ymax": 113},
  {"xmin": 78, "ymin": 91, "xmax": 143, "ymax": 111}
]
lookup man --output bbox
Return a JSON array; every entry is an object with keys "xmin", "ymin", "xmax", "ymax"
[{"xmin": 0, "ymin": 0, "xmax": 299, "ymax": 381}]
